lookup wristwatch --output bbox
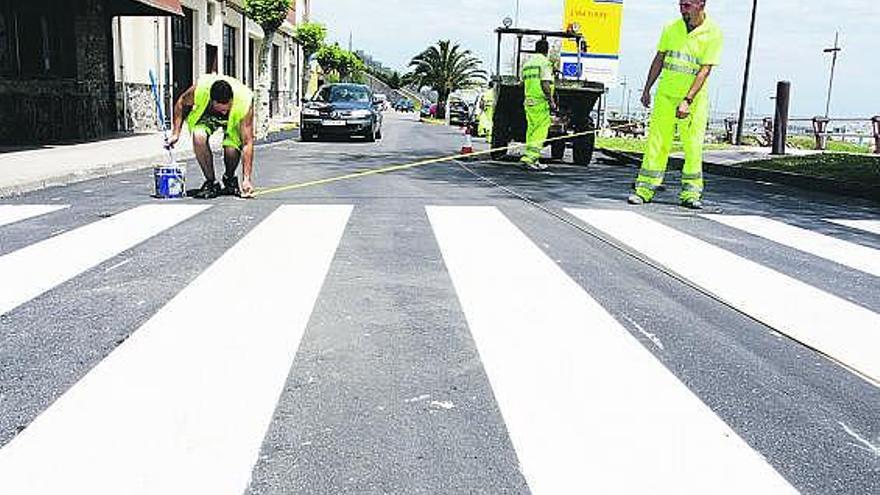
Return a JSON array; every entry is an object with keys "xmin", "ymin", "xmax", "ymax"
[{"xmin": 683, "ymin": 96, "xmax": 693, "ymax": 104}]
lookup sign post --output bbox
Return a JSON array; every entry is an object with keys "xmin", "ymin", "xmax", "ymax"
[{"xmin": 562, "ymin": 0, "xmax": 625, "ymax": 86}]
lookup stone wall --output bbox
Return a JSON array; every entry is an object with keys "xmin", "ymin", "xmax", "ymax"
[
  {"xmin": 0, "ymin": 0, "xmax": 115, "ymax": 145},
  {"xmin": 119, "ymin": 82, "xmax": 163, "ymax": 132}
]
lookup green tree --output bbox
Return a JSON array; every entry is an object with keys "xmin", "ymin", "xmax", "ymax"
[
  {"xmin": 407, "ymin": 40, "xmax": 486, "ymax": 119},
  {"xmin": 244, "ymin": 0, "xmax": 292, "ymax": 138},
  {"xmin": 316, "ymin": 44, "xmax": 365, "ymax": 83},
  {"xmin": 293, "ymin": 22, "xmax": 327, "ymax": 99}
]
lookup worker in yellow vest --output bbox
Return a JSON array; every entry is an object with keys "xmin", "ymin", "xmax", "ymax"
[
  {"xmin": 628, "ymin": 0, "xmax": 723, "ymax": 209},
  {"xmin": 168, "ymin": 75, "xmax": 255, "ymax": 198},
  {"xmin": 520, "ymin": 39, "xmax": 557, "ymax": 170},
  {"xmin": 477, "ymin": 82, "xmax": 495, "ymax": 140}
]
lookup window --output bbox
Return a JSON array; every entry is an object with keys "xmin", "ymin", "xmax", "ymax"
[
  {"xmin": 0, "ymin": 0, "xmax": 75, "ymax": 78},
  {"xmin": 222, "ymin": 25, "xmax": 236, "ymax": 77}
]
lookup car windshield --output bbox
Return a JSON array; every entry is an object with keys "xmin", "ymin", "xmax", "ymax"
[{"xmin": 318, "ymin": 86, "xmax": 371, "ymax": 103}]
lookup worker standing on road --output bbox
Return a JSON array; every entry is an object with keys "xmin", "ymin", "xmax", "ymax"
[
  {"xmin": 628, "ymin": 0, "xmax": 723, "ymax": 209},
  {"xmin": 478, "ymin": 81, "xmax": 496, "ymax": 141},
  {"xmin": 167, "ymin": 74, "xmax": 256, "ymax": 199},
  {"xmin": 520, "ymin": 39, "xmax": 558, "ymax": 170}
]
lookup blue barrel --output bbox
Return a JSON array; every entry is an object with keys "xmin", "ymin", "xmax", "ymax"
[{"xmin": 153, "ymin": 164, "xmax": 186, "ymax": 198}]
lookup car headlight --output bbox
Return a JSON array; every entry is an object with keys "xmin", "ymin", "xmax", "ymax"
[
  {"xmin": 350, "ymin": 109, "xmax": 372, "ymax": 118},
  {"xmin": 302, "ymin": 108, "xmax": 320, "ymax": 117}
]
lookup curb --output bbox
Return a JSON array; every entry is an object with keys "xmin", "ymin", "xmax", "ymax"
[
  {"xmin": 599, "ymin": 148, "xmax": 880, "ymax": 203},
  {"xmin": 0, "ymin": 128, "xmax": 301, "ymax": 198}
]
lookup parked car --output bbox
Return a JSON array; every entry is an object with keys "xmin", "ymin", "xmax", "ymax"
[
  {"xmin": 394, "ymin": 99, "xmax": 415, "ymax": 112},
  {"xmin": 447, "ymin": 99, "xmax": 470, "ymax": 126},
  {"xmin": 420, "ymin": 103, "xmax": 437, "ymax": 119},
  {"xmin": 300, "ymin": 84, "xmax": 383, "ymax": 142}
]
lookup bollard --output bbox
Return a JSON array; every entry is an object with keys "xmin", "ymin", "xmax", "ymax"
[
  {"xmin": 873, "ymin": 116, "xmax": 880, "ymax": 154},
  {"xmin": 812, "ymin": 116, "xmax": 830, "ymax": 150},
  {"xmin": 762, "ymin": 117, "xmax": 774, "ymax": 147},
  {"xmin": 772, "ymin": 81, "xmax": 791, "ymax": 155},
  {"xmin": 724, "ymin": 117, "xmax": 735, "ymax": 144}
]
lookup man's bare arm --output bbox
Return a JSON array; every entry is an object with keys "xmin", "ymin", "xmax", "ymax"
[
  {"xmin": 167, "ymin": 85, "xmax": 195, "ymax": 147},
  {"xmin": 641, "ymin": 51, "xmax": 666, "ymax": 107},
  {"xmin": 239, "ymin": 106, "xmax": 256, "ymax": 197},
  {"xmin": 541, "ymin": 81, "xmax": 557, "ymax": 112}
]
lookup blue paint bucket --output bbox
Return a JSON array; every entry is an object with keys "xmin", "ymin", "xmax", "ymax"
[{"xmin": 153, "ymin": 163, "xmax": 186, "ymax": 198}]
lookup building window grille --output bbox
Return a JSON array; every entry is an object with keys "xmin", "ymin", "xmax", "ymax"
[
  {"xmin": 223, "ymin": 24, "xmax": 236, "ymax": 77},
  {"xmin": 0, "ymin": 0, "xmax": 75, "ymax": 78}
]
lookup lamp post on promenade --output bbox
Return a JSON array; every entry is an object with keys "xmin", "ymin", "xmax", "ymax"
[
  {"xmin": 823, "ymin": 32, "xmax": 841, "ymax": 118},
  {"xmin": 735, "ymin": 0, "xmax": 759, "ymax": 145}
]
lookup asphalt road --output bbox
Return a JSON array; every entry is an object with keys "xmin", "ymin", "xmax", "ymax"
[{"xmin": 0, "ymin": 112, "xmax": 877, "ymax": 494}]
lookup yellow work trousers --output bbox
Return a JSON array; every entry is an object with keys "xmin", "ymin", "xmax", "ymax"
[
  {"xmin": 521, "ymin": 102, "xmax": 551, "ymax": 165},
  {"xmin": 635, "ymin": 93, "xmax": 709, "ymax": 202}
]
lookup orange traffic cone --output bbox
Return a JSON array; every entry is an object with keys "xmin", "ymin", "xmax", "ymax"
[{"xmin": 460, "ymin": 127, "xmax": 474, "ymax": 155}]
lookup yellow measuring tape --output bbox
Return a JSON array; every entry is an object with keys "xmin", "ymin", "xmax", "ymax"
[{"xmin": 253, "ymin": 123, "xmax": 636, "ymax": 197}]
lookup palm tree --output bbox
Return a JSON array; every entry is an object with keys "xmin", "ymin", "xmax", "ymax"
[{"xmin": 407, "ymin": 40, "xmax": 487, "ymax": 119}]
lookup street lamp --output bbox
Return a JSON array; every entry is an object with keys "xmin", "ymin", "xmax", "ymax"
[
  {"xmin": 514, "ymin": 0, "xmax": 520, "ymax": 27},
  {"xmin": 823, "ymin": 32, "xmax": 841, "ymax": 118},
  {"xmin": 735, "ymin": 0, "xmax": 759, "ymax": 145},
  {"xmin": 619, "ymin": 76, "xmax": 627, "ymax": 117}
]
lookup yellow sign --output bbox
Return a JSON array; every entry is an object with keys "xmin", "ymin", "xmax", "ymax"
[{"xmin": 562, "ymin": 0, "xmax": 624, "ymax": 56}]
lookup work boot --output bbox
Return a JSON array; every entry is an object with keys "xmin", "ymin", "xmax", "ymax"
[
  {"xmin": 680, "ymin": 198, "xmax": 704, "ymax": 210},
  {"xmin": 222, "ymin": 174, "xmax": 241, "ymax": 197},
  {"xmin": 192, "ymin": 180, "xmax": 221, "ymax": 199},
  {"xmin": 628, "ymin": 193, "xmax": 648, "ymax": 205}
]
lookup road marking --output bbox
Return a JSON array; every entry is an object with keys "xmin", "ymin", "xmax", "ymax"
[
  {"xmin": 703, "ymin": 214, "xmax": 880, "ymax": 277},
  {"xmin": 0, "ymin": 205, "xmax": 208, "ymax": 316},
  {"xmin": 428, "ymin": 206, "xmax": 796, "ymax": 494},
  {"xmin": 828, "ymin": 219, "xmax": 880, "ymax": 236},
  {"xmin": 0, "ymin": 205, "xmax": 352, "ymax": 495},
  {"xmin": 0, "ymin": 205, "xmax": 68, "ymax": 228},
  {"xmin": 568, "ymin": 209, "xmax": 880, "ymax": 384}
]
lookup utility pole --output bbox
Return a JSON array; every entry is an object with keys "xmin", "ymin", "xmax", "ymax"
[
  {"xmin": 735, "ymin": 0, "xmax": 758, "ymax": 145},
  {"xmin": 619, "ymin": 76, "xmax": 627, "ymax": 117},
  {"xmin": 823, "ymin": 32, "xmax": 841, "ymax": 118},
  {"xmin": 514, "ymin": 0, "xmax": 520, "ymax": 27}
]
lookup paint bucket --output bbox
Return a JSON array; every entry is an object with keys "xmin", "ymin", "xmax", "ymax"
[{"xmin": 153, "ymin": 163, "xmax": 186, "ymax": 198}]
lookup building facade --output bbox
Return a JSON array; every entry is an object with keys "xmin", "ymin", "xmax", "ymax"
[
  {"xmin": 0, "ymin": 0, "xmax": 186, "ymax": 144},
  {"xmin": 114, "ymin": 0, "xmax": 306, "ymax": 133}
]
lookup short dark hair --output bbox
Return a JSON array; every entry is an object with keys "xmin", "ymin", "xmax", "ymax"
[
  {"xmin": 535, "ymin": 39, "xmax": 550, "ymax": 55},
  {"xmin": 210, "ymin": 80, "xmax": 233, "ymax": 103}
]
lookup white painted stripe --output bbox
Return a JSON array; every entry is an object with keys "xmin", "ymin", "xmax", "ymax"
[
  {"xmin": 704, "ymin": 214, "xmax": 880, "ymax": 278},
  {"xmin": 828, "ymin": 219, "xmax": 880, "ymax": 236},
  {"xmin": 0, "ymin": 205, "xmax": 352, "ymax": 495},
  {"xmin": 428, "ymin": 206, "xmax": 796, "ymax": 494},
  {"xmin": 0, "ymin": 204, "xmax": 208, "ymax": 316},
  {"xmin": 0, "ymin": 204, "xmax": 68, "ymax": 228},
  {"xmin": 569, "ymin": 209, "xmax": 880, "ymax": 384}
]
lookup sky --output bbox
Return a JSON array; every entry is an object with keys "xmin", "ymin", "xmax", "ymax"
[{"xmin": 312, "ymin": 1, "xmax": 880, "ymax": 118}]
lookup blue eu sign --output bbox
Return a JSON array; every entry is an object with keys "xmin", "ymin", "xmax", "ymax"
[{"xmin": 562, "ymin": 62, "xmax": 582, "ymax": 78}]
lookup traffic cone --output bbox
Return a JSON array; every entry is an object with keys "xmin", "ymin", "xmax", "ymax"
[{"xmin": 460, "ymin": 127, "xmax": 474, "ymax": 155}]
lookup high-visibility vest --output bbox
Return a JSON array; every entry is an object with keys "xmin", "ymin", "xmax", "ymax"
[
  {"xmin": 521, "ymin": 53, "xmax": 554, "ymax": 106},
  {"xmin": 656, "ymin": 16, "xmax": 723, "ymax": 100},
  {"xmin": 187, "ymin": 74, "xmax": 253, "ymax": 145}
]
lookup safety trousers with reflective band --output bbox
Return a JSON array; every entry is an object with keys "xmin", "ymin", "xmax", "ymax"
[
  {"xmin": 635, "ymin": 93, "xmax": 709, "ymax": 202},
  {"xmin": 521, "ymin": 101, "xmax": 551, "ymax": 165}
]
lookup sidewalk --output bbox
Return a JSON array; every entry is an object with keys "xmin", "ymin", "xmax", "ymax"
[{"xmin": 0, "ymin": 118, "xmax": 299, "ymax": 198}]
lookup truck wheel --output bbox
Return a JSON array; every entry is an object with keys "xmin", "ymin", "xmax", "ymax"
[
  {"xmin": 550, "ymin": 140, "xmax": 566, "ymax": 161},
  {"xmin": 572, "ymin": 119, "xmax": 596, "ymax": 166}
]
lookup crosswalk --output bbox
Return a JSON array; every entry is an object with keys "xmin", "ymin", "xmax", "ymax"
[{"xmin": 0, "ymin": 202, "xmax": 877, "ymax": 494}]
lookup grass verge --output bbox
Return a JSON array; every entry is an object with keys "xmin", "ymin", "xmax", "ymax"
[{"xmin": 742, "ymin": 153, "xmax": 880, "ymax": 185}]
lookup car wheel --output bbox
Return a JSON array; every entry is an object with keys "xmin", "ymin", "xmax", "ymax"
[{"xmin": 550, "ymin": 140, "xmax": 566, "ymax": 161}]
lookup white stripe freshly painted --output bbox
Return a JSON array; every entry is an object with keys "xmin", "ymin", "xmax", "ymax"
[
  {"xmin": 0, "ymin": 204, "xmax": 208, "ymax": 316},
  {"xmin": 0, "ymin": 205, "xmax": 352, "ymax": 495},
  {"xmin": 428, "ymin": 206, "xmax": 796, "ymax": 494},
  {"xmin": 0, "ymin": 204, "xmax": 68, "ymax": 228},
  {"xmin": 828, "ymin": 218, "xmax": 880, "ymax": 236},
  {"xmin": 703, "ymin": 214, "xmax": 880, "ymax": 277},
  {"xmin": 569, "ymin": 209, "xmax": 880, "ymax": 384}
]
